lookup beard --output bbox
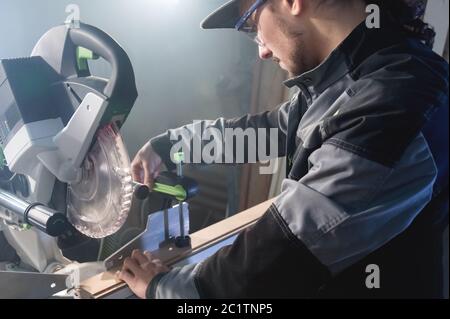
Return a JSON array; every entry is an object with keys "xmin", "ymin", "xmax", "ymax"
[
  {"xmin": 287, "ymin": 41, "xmax": 308, "ymax": 77},
  {"xmin": 274, "ymin": 16, "xmax": 318, "ymax": 77}
]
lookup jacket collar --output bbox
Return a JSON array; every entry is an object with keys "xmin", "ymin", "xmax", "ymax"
[{"xmin": 283, "ymin": 19, "xmax": 405, "ymax": 101}]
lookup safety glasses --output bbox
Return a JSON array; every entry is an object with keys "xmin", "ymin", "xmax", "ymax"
[{"xmin": 235, "ymin": 0, "xmax": 268, "ymax": 47}]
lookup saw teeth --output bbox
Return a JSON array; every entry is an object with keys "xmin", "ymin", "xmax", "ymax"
[
  {"xmin": 122, "ymin": 175, "xmax": 132, "ymax": 183},
  {"xmin": 123, "ymin": 185, "xmax": 133, "ymax": 194},
  {"xmin": 122, "ymin": 193, "xmax": 133, "ymax": 201},
  {"xmin": 122, "ymin": 200, "xmax": 132, "ymax": 207},
  {"xmin": 122, "ymin": 199, "xmax": 131, "ymax": 208},
  {"xmin": 115, "ymin": 167, "xmax": 130, "ymax": 178},
  {"xmin": 66, "ymin": 122, "xmax": 134, "ymax": 239}
]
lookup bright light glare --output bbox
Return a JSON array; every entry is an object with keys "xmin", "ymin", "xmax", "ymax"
[{"xmin": 165, "ymin": 0, "xmax": 180, "ymax": 6}]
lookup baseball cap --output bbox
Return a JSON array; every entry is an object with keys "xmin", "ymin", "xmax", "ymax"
[{"xmin": 201, "ymin": 0, "xmax": 241, "ymax": 29}]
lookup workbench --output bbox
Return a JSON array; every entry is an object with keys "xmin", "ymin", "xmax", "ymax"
[{"xmin": 79, "ymin": 199, "xmax": 274, "ymax": 299}]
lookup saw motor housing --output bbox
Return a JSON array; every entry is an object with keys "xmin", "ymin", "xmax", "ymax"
[{"xmin": 0, "ymin": 23, "xmax": 138, "ymax": 271}]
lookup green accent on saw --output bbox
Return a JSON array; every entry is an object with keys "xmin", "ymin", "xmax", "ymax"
[
  {"xmin": 173, "ymin": 152, "xmax": 185, "ymax": 164},
  {"xmin": 153, "ymin": 183, "xmax": 187, "ymax": 201},
  {"xmin": 76, "ymin": 47, "xmax": 99, "ymax": 71},
  {"xmin": 20, "ymin": 223, "xmax": 32, "ymax": 230}
]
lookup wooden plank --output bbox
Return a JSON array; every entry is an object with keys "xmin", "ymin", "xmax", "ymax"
[{"xmin": 79, "ymin": 199, "xmax": 274, "ymax": 298}]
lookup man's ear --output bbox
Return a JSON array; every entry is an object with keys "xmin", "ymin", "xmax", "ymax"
[{"xmin": 285, "ymin": 0, "xmax": 303, "ymax": 16}]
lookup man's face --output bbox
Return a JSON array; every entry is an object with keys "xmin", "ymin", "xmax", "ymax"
[{"xmin": 239, "ymin": 0, "xmax": 316, "ymax": 77}]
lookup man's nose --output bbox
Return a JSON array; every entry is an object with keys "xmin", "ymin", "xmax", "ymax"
[{"xmin": 258, "ymin": 45, "xmax": 273, "ymax": 60}]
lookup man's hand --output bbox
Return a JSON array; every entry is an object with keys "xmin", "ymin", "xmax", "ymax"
[
  {"xmin": 118, "ymin": 249, "xmax": 170, "ymax": 299},
  {"xmin": 131, "ymin": 141, "xmax": 163, "ymax": 187}
]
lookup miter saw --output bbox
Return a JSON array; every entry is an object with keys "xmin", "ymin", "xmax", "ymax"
[
  {"xmin": 0, "ymin": 22, "xmax": 140, "ymax": 296},
  {"xmin": 0, "ymin": 22, "xmax": 199, "ymax": 299}
]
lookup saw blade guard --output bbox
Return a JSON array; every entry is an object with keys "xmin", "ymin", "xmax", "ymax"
[{"xmin": 67, "ymin": 124, "xmax": 133, "ymax": 238}]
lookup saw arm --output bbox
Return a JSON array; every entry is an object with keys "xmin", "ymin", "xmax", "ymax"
[{"xmin": 0, "ymin": 23, "xmax": 138, "ymax": 240}]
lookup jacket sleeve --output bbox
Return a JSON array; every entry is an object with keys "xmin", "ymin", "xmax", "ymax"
[
  {"xmin": 196, "ymin": 131, "xmax": 436, "ymax": 298},
  {"xmin": 149, "ymin": 101, "xmax": 290, "ymax": 170},
  {"xmin": 147, "ymin": 131, "xmax": 436, "ymax": 298}
]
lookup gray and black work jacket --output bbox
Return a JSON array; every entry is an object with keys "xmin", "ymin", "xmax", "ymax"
[{"xmin": 149, "ymin": 20, "xmax": 449, "ymax": 299}]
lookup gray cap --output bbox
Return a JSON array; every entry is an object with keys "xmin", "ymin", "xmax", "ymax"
[{"xmin": 201, "ymin": 0, "xmax": 241, "ymax": 29}]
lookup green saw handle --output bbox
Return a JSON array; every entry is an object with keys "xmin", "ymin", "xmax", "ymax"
[
  {"xmin": 153, "ymin": 183, "xmax": 187, "ymax": 202},
  {"xmin": 151, "ymin": 172, "xmax": 198, "ymax": 202}
]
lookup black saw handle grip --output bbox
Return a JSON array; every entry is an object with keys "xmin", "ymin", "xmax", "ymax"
[{"xmin": 68, "ymin": 23, "xmax": 136, "ymax": 100}]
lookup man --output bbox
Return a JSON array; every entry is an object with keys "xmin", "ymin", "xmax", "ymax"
[{"xmin": 119, "ymin": 0, "xmax": 449, "ymax": 298}]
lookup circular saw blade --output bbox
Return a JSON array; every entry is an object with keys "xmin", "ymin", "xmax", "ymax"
[{"xmin": 67, "ymin": 123, "xmax": 133, "ymax": 239}]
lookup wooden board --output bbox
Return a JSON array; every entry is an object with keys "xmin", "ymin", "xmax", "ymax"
[{"xmin": 79, "ymin": 199, "xmax": 274, "ymax": 298}]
